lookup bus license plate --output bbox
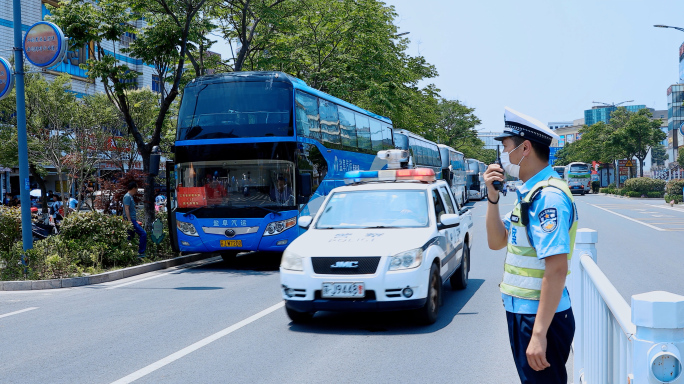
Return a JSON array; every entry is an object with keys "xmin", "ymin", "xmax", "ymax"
[
  {"xmin": 322, "ymin": 283, "xmax": 365, "ymax": 298},
  {"xmin": 220, "ymin": 240, "xmax": 242, "ymax": 248}
]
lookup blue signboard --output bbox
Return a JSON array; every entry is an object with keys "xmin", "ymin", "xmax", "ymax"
[
  {"xmin": 23, "ymin": 22, "xmax": 68, "ymax": 68},
  {"xmin": 549, "ymin": 146, "xmax": 562, "ymax": 165},
  {"xmin": 0, "ymin": 57, "xmax": 14, "ymax": 101}
]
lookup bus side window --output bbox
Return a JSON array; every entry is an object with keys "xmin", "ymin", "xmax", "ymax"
[
  {"xmin": 355, "ymin": 113, "xmax": 371, "ymax": 151},
  {"xmin": 381, "ymin": 125, "xmax": 393, "ymax": 150},
  {"xmin": 339, "ymin": 107, "xmax": 357, "ymax": 149},
  {"xmin": 295, "ymin": 91, "xmax": 319, "ymax": 140},
  {"xmin": 319, "ymin": 99, "xmax": 340, "ymax": 145},
  {"xmin": 370, "ymin": 119, "xmax": 383, "ymax": 151}
]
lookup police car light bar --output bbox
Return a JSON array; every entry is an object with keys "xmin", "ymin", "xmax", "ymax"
[{"xmin": 343, "ymin": 168, "xmax": 436, "ymax": 184}]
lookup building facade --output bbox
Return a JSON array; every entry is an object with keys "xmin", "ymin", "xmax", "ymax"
[
  {"xmin": 667, "ymin": 84, "xmax": 684, "ymax": 163},
  {"xmin": 548, "ymin": 121, "xmax": 573, "ymax": 130},
  {"xmin": 477, "ymin": 131, "xmax": 504, "ymax": 151},
  {"xmin": 584, "ymin": 104, "xmax": 647, "ymax": 126}
]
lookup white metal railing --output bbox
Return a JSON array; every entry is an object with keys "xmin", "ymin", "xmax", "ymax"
[
  {"xmin": 569, "ymin": 229, "xmax": 684, "ymax": 384},
  {"xmin": 652, "ymin": 168, "xmax": 683, "ymax": 181}
]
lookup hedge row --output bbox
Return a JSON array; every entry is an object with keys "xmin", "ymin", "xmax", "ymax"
[
  {"xmin": 0, "ymin": 208, "xmax": 176, "ymax": 281},
  {"xmin": 666, "ymin": 179, "xmax": 684, "ymax": 196},
  {"xmin": 599, "ymin": 188, "xmax": 663, "ymax": 198},
  {"xmin": 622, "ymin": 178, "xmax": 666, "ymax": 194}
]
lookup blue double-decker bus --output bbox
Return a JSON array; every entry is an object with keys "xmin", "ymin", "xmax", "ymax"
[{"xmin": 167, "ymin": 71, "xmax": 395, "ymax": 259}]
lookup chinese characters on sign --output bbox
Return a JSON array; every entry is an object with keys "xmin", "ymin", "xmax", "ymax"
[
  {"xmin": 177, "ymin": 187, "xmax": 207, "ymax": 208},
  {"xmin": 23, "ymin": 22, "xmax": 68, "ymax": 68}
]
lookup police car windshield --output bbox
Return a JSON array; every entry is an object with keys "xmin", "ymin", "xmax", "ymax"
[{"xmin": 315, "ymin": 190, "xmax": 429, "ymax": 229}]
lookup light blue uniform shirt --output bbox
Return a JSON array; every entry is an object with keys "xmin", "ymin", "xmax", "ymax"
[{"xmin": 502, "ymin": 166, "xmax": 576, "ymax": 314}]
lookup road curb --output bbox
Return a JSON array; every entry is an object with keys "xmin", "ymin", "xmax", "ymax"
[{"xmin": 0, "ymin": 253, "xmax": 212, "ymax": 291}]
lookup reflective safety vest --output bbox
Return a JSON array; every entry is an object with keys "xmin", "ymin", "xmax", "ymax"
[{"xmin": 499, "ymin": 178, "xmax": 577, "ymax": 300}]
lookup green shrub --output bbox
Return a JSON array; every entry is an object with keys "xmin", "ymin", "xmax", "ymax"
[
  {"xmin": 665, "ymin": 194, "xmax": 684, "ymax": 204},
  {"xmin": 665, "ymin": 179, "xmax": 684, "ymax": 196},
  {"xmin": 647, "ymin": 191, "xmax": 664, "ymax": 198},
  {"xmin": 623, "ymin": 178, "xmax": 666, "ymax": 194},
  {"xmin": 599, "ymin": 188, "xmax": 610, "ymax": 194},
  {"xmin": 626, "ymin": 191, "xmax": 641, "ymax": 198},
  {"xmin": 591, "ymin": 181, "xmax": 600, "ymax": 194},
  {"xmin": 0, "ymin": 207, "xmax": 21, "ymax": 254},
  {"xmin": 59, "ymin": 211, "xmax": 137, "ymax": 269},
  {"xmin": 608, "ymin": 183, "xmax": 616, "ymax": 189}
]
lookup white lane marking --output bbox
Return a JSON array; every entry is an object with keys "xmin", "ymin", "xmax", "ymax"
[
  {"xmin": 587, "ymin": 203, "xmax": 665, "ymax": 231},
  {"xmin": 0, "ymin": 307, "xmax": 38, "ymax": 319},
  {"xmin": 110, "ymin": 301, "xmax": 284, "ymax": 384},
  {"xmin": 105, "ymin": 257, "xmax": 221, "ymax": 290},
  {"xmin": 647, "ymin": 204, "xmax": 684, "ymax": 214}
]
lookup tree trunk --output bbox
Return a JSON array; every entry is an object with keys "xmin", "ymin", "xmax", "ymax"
[
  {"xmin": 29, "ymin": 164, "xmax": 49, "ymax": 214},
  {"xmin": 141, "ymin": 150, "xmax": 155, "ymax": 230}
]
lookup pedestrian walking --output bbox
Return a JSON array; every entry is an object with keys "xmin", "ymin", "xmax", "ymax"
[
  {"xmin": 124, "ymin": 182, "xmax": 147, "ymax": 258},
  {"xmin": 483, "ymin": 107, "xmax": 578, "ymax": 384}
]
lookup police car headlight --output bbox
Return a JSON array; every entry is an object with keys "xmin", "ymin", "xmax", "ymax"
[
  {"xmin": 389, "ymin": 248, "xmax": 423, "ymax": 271},
  {"xmin": 177, "ymin": 221, "xmax": 198, "ymax": 237},
  {"xmin": 281, "ymin": 250, "xmax": 304, "ymax": 271},
  {"xmin": 264, "ymin": 217, "xmax": 297, "ymax": 236}
]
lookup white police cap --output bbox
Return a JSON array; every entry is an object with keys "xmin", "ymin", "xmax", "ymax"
[{"xmin": 495, "ymin": 107, "xmax": 560, "ymax": 146}]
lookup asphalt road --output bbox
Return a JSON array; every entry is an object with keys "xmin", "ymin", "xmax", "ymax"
[{"xmin": 0, "ymin": 193, "xmax": 681, "ymax": 384}]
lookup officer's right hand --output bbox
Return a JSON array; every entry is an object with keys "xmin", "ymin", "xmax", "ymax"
[{"xmin": 484, "ymin": 164, "xmax": 504, "ymax": 189}]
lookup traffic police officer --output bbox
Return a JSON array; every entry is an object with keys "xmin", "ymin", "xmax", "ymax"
[{"xmin": 484, "ymin": 107, "xmax": 578, "ymax": 383}]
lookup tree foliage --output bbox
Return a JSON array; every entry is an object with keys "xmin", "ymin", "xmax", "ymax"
[
  {"xmin": 552, "ymin": 108, "xmax": 665, "ymax": 178},
  {"xmin": 49, "ymin": 0, "xmax": 211, "ymax": 227}
]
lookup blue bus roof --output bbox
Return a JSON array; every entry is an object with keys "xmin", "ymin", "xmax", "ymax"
[{"xmin": 187, "ymin": 71, "xmax": 393, "ymax": 125}]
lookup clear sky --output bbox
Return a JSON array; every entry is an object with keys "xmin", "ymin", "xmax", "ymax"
[{"xmin": 212, "ymin": 0, "xmax": 684, "ymax": 132}]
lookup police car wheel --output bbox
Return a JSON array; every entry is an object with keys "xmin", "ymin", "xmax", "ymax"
[
  {"xmin": 416, "ymin": 263, "xmax": 441, "ymax": 325},
  {"xmin": 285, "ymin": 306, "xmax": 315, "ymax": 323},
  {"xmin": 450, "ymin": 243, "xmax": 469, "ymax": 290}
]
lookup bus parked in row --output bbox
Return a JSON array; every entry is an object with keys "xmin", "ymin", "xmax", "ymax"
[
  {"xmin": 465, "ymin": 158, "xmax": 487, "ymax": 201},
  {"xmin": 553, "ymin": 166, "xmax": 565, "ymax": 179},
  {"xmin": 438, "ymin": 144, "xmax": 467, "ymax": 207},
  {"xmin": 564, "ymin": 162, "xmax": 591, "ymax": 195},
  {"xmin": 168, "ymin": 71, "xmax": 395, "ymax": 259},
  {"xmin": 393, "ymin": 129, "xmax": 442, "ymax": 179}
]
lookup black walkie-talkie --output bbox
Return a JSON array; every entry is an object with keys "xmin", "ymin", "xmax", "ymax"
[{"xmin": 493, "ymin": 146, "xmax": 503, "ymax": 191}]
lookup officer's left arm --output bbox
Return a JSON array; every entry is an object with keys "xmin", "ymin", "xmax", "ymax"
[{"xmin": 526, "ymin": 189, "xmax": 573, "ymax": 371}]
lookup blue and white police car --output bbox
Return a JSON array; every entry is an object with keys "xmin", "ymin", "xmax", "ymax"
[{"xmin": 280, "ymin": 151, "xmax": 474, "ymax": 325}]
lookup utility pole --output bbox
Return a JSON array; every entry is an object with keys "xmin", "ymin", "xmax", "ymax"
[{"xmin": 12, "ymin": 0, "xmax": 34, "ymax": 251}]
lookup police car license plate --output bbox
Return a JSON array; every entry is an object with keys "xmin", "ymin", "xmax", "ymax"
[
  {"xmin": 220, "ymin": 240, "xmax": 242, "ymax": 247},
  {"xmin": 321, "ymin": 283, "xmax": 365, "ymax": 298}
]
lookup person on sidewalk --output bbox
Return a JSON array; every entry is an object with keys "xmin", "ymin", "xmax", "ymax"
[
  {"xmin": 483, "ymin": 107, "xmax": 578, "ymax": 384},
  {"xmin": 124, "ymin": 182, "xmax": 147, "ymax": 258}
]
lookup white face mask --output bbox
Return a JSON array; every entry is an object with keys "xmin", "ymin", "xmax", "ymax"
[{"xmin": 500, "ymin": 143, "xmax": 525, "ymax": 178}]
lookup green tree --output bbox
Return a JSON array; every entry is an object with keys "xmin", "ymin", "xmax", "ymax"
[
  {"xmin": 244, "ymin": 0, "xmax": 439, "ymax": 133},
  {"xmin": 423, "ymin": 99, "xmax": 481, "ymax": 150},
  {"xmin": 50, "ymin": 0, "xmax": 211, "ymax": 228},
  {"xmin": 678, "ymin": 150, "xmax": 684, "ymax": 169},
  {"xmin": 651, "ymin": 144, "xmax": 668, "ymax": 169},
  {"xmin": 620, "ymin": 109, "xmax": 666, "ymax": 177}
]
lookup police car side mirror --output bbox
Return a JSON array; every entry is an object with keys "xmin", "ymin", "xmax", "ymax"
[
  {"xmin": 298, "ymin": 216, "xmax": 313, "ymax": 229},
  {"xmin": 439, "ymin": 213, "xmax": 460, "ymax": 228}
]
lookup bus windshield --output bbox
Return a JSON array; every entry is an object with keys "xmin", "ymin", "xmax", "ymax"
[
  {"xmin": 569, "ymin": 164, "xmax": 589, "ymax": 173},
  {"xmin": 315, "ymin": 190, "xmax": 429, "ymax": 229},
  {"xmin": 177, "ymin": 81, "xmax": 293, "ymax": 140},
  {"xmin": 176, "ymin": 159, "xmax": 296, "ymax": 209}
]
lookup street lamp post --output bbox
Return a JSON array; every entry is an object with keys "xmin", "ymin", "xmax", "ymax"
[
  {"xmin": 13, "ymin": 0, "xmax": 34, "ymax": 251},
  {"xmin": 654, "ymin": 24, "xmax": 684, "ymax": 169}
]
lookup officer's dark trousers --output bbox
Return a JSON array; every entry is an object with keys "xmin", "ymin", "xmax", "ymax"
[{"xmin": 507, "ymin": 307, "xmax": 575, "ymax": 384}]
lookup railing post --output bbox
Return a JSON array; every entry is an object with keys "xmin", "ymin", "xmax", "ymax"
[
  {"xmin": 570, "ymin": 228, "xmax": 598, "ymax": 384},
  {"xmin": 631, "ymin": 291, "xmax": 684, "ymax": 384}
]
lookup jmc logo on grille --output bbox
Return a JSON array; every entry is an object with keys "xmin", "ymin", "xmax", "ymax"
[{"xmin": 330, "ymin": 261, "xmax": 359, "ymax": 269}]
